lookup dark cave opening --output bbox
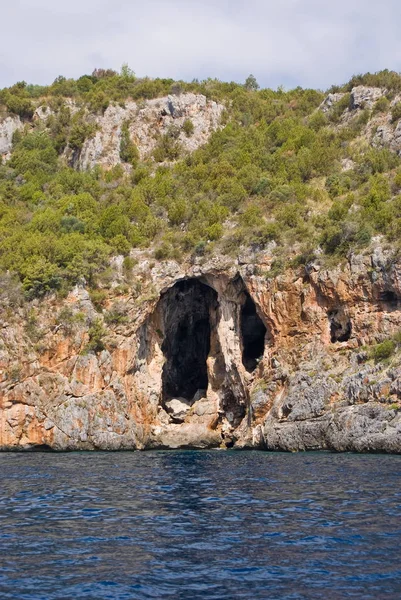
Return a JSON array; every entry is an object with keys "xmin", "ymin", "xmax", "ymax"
[
  {"xmin": 161, "ymin": 279, "xmax": 218, "ymax": 402},
  {"xmin": 241, "ymin": 293, "xmax": 267, "ymax": 372},
  {"xmin": 380, "ymin": 290, "xmax": 398, "ymax": 309},
  {"xmin": 30, "ymin": 444, "xmax": 53, "ymax": 452},
  {"xmin": 328, "ymin": 309, "xmax": 352, "ymax": 343}
]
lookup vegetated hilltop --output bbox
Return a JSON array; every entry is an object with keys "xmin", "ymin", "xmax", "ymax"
[{"xmin": 3, "ymin": 66, "xmax": 401, "ymax": 299}]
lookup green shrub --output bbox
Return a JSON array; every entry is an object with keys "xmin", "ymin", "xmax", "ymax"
[
  {"xmin": 268, "ymin": 258, "xmax": 286, "ymax": 279},
  {"xmin": 308, "ymin": 110, "xmax": 328, "ymax": 131},
  {"xmin": 120, "ymin": 121, "xmax": 140, "ymax": 165},
  {"xmin": 50, "ymin": 76, "xmax": 78, "ymax": 97},
  {"xmin": 182, "ymin": 119, "xmax": 194, "ymax": 137},
  {"xmin": 244, "ymin": 74, "xmax": 260, "ymax": 91},
  {"xmin": 22, "ymin": 257, "xmax": 61, "ymax": 298},
  {"xmin": 56, "ymin": 307, "xmax": 85, "ymax": 335},
  {"xmin": 87, "ymin": 89, "xmax": 109, "ymax": 113},
  {"xmin": 4, "ymin": 93, "xmax": 34, "ymax": 119},
  {"xmin": 60, "ymin": 216, "xmax": 85, "ymax": 234},
  {"xmin": 206, "ymin": 223, "xmax": 223, "ymax": 240},
  {"xmin": 393, "ymin": 171, "xmax": 401, "ymax": 189},
  {"xmin": 122, "ymin": 255, "xmax": 137, "ymax": 277},
  {"xmin": 77, "ymin": 76, "xmax": 94, "ymax": 93},
  {"xmin": 371, "ymin": 339, "xmax": 396, "ymax": 362},
  {"xmin": 357, "ymin": 108, "xmax": 371, "ymax": 126},
  {"xmin": 8, "ymin": 364, "xmax": 22, "ymax": 382},
  {"xmin": 85, "ymin": 318, "xmax": 107, "ymax": 353},
  {"xmin": 105, "ymin": 302, "xmax": 129, "ymax": 325},
  {"xmin": 391, "ymin": 103, "xmax": 401, "ymax": 123},
  {"xmin": 328, "ymin": 93, "xmax": 351, "ymax": 123},
  {"xmin": 69, "ymin": 120, "xmax": 98, "ymax": 151},
  {"xmin": 153, "ymin": 128, "xmax": 181, "ymax": 162},
  {"xmin": 373, "ymin": 96, "xmax": 390, "ymax": 114},
  {"xmin": 89, "ymin": 289, "xmax": 108, "ymax": 310},
  {"xmin": 326, "ymin": 174, "xmax": 352, "ymax": 198},
  {"xmin": 154, "ymin": 242, "xmax": 174, "ymax": 260},
  {"xmin": 9, "ymin": 131, "xmax": 58, "ymax": 175},
  {"xmin": 110, "ymin": 233, "xmax": 130, "ymax": 255}
]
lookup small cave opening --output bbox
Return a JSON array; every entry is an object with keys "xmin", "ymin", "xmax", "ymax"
[
  {"xmin": 328, "ymin": 309, "xmax": 352, "ymax": 343},
  {"xmin": 241, "ymin": 293, "xmax": 267, "ymax": 372},
  {"xmin": 30, "ymin": 444, "xmax": 53, "ymax": 452},
  {"xmin": 161, "ymin": 279, "xmax": 218, "ymax": 402},
  {"xmin": 379, "ymin": 290, "xmax": 399, "ymax": 310}
]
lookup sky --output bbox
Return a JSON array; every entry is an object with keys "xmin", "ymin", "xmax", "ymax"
[{"xmin": 1, "ymin": 0, "xmax": 401, "ymax": 91}]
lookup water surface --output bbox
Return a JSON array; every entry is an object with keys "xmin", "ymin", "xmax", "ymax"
[{"xmin": 1, "ymin": 451, "xmax": 401, "ymax": 599}]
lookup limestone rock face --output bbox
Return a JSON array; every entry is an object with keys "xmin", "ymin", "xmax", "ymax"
[
  {"xmin": 373, "ymin": 119, "xmax": 401, "ymax": 155},
  {"xmin": 318, "ymin": 93, "xmax": 346, "ymax": 113},
  {"xmin": 0, "ymin": 116, "xmax": 23, "ymax": 160},
  {"xmin": 2, "ymin": 242, "xmax": 401, "ymax": 453},
  {"xmin": 0, "ymin": 93, "xmax": 223, "ymax": 170},
  {"xmin": 317, "ymin": 86, "xmax": 401, "ymax": 156},
  {"xmin": 350, "ymin": 86, "xmax": 385, "ymax": 109},
  {"xmin": 319, "ymin": 86, "xmax": 384, "ymax": 113},
  {"xmin": 78, "ymin": 93, "xmax": 224, "ymax": 170}
]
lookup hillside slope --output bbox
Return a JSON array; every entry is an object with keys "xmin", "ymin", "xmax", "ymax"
[{"xmin": 2, "ymin": 69, "xmax": 401, "ymax": 451}]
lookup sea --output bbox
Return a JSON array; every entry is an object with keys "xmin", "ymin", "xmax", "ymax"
[{"xmin": 1, "ymin": 450, "xmax": 401, "ymax": 599}]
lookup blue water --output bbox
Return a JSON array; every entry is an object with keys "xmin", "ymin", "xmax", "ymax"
[{"xmin": 1, "ymin": 452, "xmax": 401, "ymax": 599}]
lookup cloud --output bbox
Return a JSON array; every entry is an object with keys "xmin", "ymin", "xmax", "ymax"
[{"xmin": 1, "ymin": 0, "xmax": 401, "ymax": 89}]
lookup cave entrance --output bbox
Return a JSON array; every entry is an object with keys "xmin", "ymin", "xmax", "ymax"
[
  {"xmin": 161, "ymin": 280, "xmax": 218, "ymax": 402},
  {"xmin": 241, "ymin": 293, "xmax": 267, "ymax": 372},
  {"xmin": 328, "ymin": 309, "xmax": 352, "ymax": 343},
  {"xmin": 380, "ymin": 290, "xmax": 399, "ymax": 311}
]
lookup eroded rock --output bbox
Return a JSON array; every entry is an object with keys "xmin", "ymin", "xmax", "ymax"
[
  {"xmin": 77, "ymin": 93, "xmax": 224, "ymax": 170},
  {"xmin": 2, "ymin": 245, "xmax": 401, "ymax": 452},
  {"xmin": 0, "ymin": 116, "xmax": 23, "ymax": 160},
  {"xmin": 350, "ymin": 86, "xmax": 385, "ymax": 109}
]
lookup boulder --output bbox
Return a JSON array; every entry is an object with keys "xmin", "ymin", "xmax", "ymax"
[{"xmin": 165, "ymin": 398, "xmax": 191, "ymax": 422}]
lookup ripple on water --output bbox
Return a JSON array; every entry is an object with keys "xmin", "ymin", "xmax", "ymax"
[{"xmin": 0, "ymin": 451, "xmax": 401, "ymax": 599}]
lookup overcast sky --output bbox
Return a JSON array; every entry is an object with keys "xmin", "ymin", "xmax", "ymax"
[{"xmin": 1, "ymin": 0, "xmax": 401, "ymax": 90}]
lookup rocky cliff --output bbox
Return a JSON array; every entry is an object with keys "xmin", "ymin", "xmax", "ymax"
[
  {"xmin": 2, "ymin": 240, "xmax": 401, "ymax": 452},
  {"xmin": 2, "ymin": 80, "xmax": 401, "ymax": 452},
  {"xmin": 319, "ymin": 85, "xmax": 401, "ymax": 155},
  {"xmin": 1, "ymin": 92, "xmax": 224, "ymax": 169},
  {"xmin": 77, "ymin": 93, "xmax": 224, "ymax": 170}
]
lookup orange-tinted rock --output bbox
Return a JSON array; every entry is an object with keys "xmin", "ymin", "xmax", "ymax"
[{"xmin": 2, "ymin": 245, "xmax": 401, "ymax": 452}]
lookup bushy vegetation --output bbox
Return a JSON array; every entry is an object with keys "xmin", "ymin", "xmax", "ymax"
[
  {"xmin": 371, "ymin": 339, "xmax": 396, "ymax": 362},
  {"xmin": 391, "ymin": 103, "xmax": 401, "ymax": 123},
  {"xmin": 56, "ymin": 307, "xmax": 85, "ymax": 335},
  {"xmin": 85, "ymin": 318, "xmax": 107, "ymax": 353},
  {"xmin": 182, "ymin": 119, "xmax": 195, "ymax": 137},
  {"xmin": 373, "ymin": 96, "xmax": 390, "ymax": 114},
  {"xmin": 1, "ymin": 68, "xmax": 401, "ymax": 299},
  {"xmin": 331, "ymin": 69, "xmax": 401, "ymax": 95},
  {"xmin": 120, "ymin": 121, "xmax": 139, "ymax": 165},
  {"xmin": 369, "ymin": 329, "xmax": 401, "ymax": 363}
]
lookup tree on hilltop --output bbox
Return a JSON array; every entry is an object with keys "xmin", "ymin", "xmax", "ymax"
[{"xmin": 245, "ymin": 74, "xmax": 259, "ymax": 91}]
